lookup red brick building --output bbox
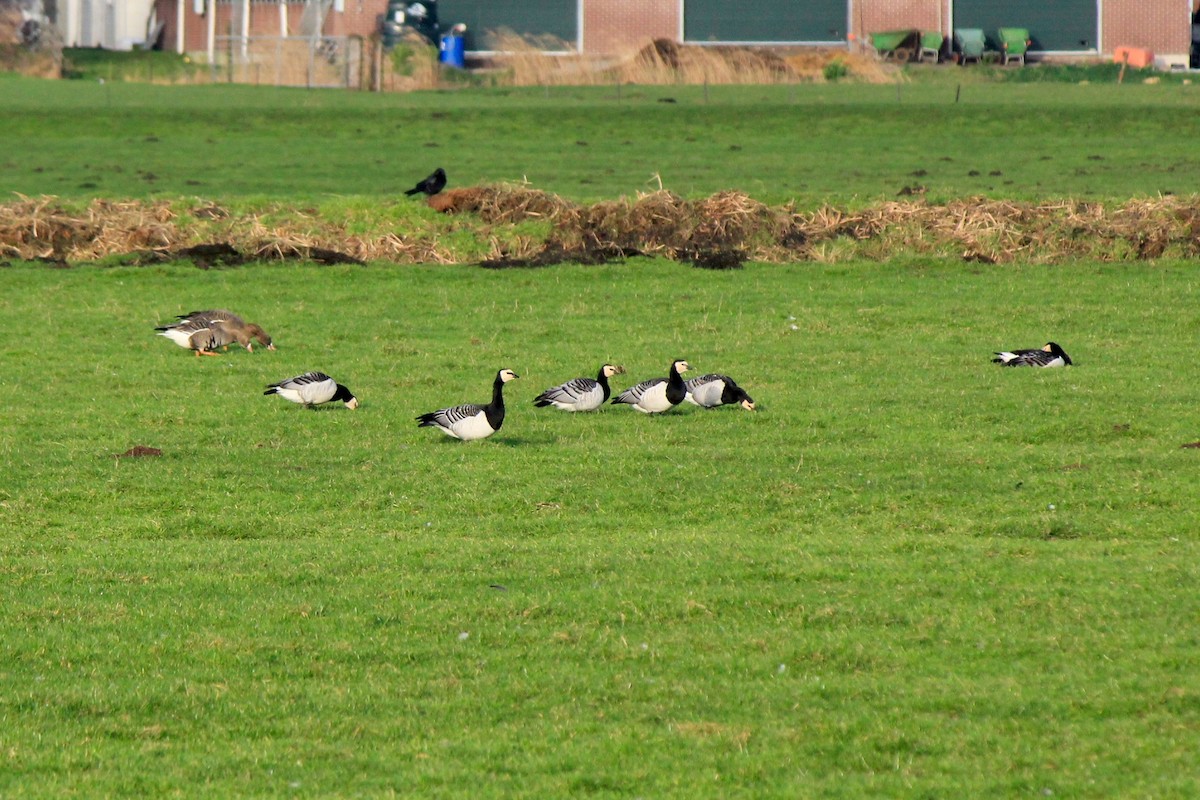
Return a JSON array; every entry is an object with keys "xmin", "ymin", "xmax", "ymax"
[{"xmin": 154, "ymin": 0, "xmax": 1195, "ymax": 70}]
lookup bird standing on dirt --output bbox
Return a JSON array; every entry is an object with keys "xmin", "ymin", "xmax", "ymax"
[{"xmin": 405, "ymin": 168, "xmax": 447, "ymax": 197}]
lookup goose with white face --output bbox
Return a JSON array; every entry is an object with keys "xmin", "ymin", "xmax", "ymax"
[
  {"xmin": 992, "ymin": 342, "xmax": 1072, "ymax": 368},
  {"xmin": 264, "ymin": 372, "xmax": 359, "ymax": 409},
  {"xmin": 685, "ymin": 373, "xmax": 756, "ymax": 410},
  {"xmin": 612, "ymin": 359, "xmax": 690, "ymax": 414},
  {"xmin": 534, "ymin": 364, "xmax": 625, "ymax": 412},
  {"xmin": 417, "ymin": 369, "xmax": 519, "ymax": 440}
]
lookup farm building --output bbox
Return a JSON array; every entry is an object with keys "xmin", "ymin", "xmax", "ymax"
[{"xmin": 143, "ymin": 0, "xmax": 1194, "ymax": 70}]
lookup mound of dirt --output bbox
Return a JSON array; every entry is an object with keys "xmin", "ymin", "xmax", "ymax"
[{"xmin": 6, "ymin": 191, "xmax": 1200, "ymax": 267}]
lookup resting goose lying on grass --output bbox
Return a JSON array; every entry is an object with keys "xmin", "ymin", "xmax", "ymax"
[
  {"xmin": 684, "ymin": 374, "xmax": 756, "ymax": 410},
  {"xmin": 264, "ymin": 372, "xmax": 358, "ymax": 409},
  {"xmin": 417, "ymin": 369, "xmax": 519, "ymax": 441},
  {"xmin": 534, "ymin": 364, "xmax": 625, "ymax": 412},
  {"xmin": 992, "ymin": 342, "xmax": 1072, "ymax": 368},
  {"xmin": 611, "ymin": 359, "xmax": 690, "ymax": 413}
]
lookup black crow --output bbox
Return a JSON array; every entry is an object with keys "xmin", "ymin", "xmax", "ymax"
[{"xmin": 405, "ymin": 168, "xmax": 447, "ymax": 197}]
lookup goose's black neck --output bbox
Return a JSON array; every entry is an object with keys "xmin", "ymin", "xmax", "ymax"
[
  {"xmin": 596, "ymin": 367, "xmax": 612, "ymax": 402},
  {"xmin": 665, "ymin": 363, "xmax": 686, "ymax": 405},
  {"xmin": 486, "ymin": 373, "xmax": 507, "ymax": 430}
]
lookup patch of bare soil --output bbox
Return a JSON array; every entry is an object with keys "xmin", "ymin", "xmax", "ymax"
[{"xmin": 116, "ymin": 445, "xmax": 163, "ymax": 458}]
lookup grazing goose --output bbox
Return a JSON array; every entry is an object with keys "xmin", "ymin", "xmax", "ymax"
[
  {"xmin": 684, "ymin": 374, "xmax": 756, "ymax": 410},
  {"xmin": 175, "ymin": 309, "xmax": 275, "ymax": 352},
  {"xmin": 534, "ymin": 364, "xmax": 626, "ymax": 412},
  {"xmin": 264, "ymin": 372, "xmax": 359, "ymax": 409},
  {"xmin": 155, "ymin": 316, "xmax": 236, "ymax": 356},
  {"xmin": 417, "ymin": 369, "xmax": 519, "ymax": 440},
  {"xmin": 992, "ymin": 342, "xmax": 1072, "ymax": 368},
  {"xmin": 611, "ymin": 359, "xmax": 690, "ymax": 413}
]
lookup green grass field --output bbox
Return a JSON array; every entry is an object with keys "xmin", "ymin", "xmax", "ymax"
[
  {"xmin": 5, "ymin": 74, "xmax": 1200, "ymax": 205},
  {"xmin": 2, "ymin": 74, "xmax": 1199, "ymax": 797}
]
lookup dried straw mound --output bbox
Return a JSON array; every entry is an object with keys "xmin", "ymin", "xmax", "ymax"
[
  {"xmin": 0, "ymin": 196, "xmax": 177, "ymax": 260},
  {"xmin": 618, "ymin": 39, "xmax": 795, "ymax": 85},
  {"xmin": 429, "ymin": 185, "xmax": 578, "ymax": 223},
  {"xmin": 4, "ymin": 193, "xmax": 1200, "ymax": 267},
  {"xmin": 785, "ymin": 197, "xmax": 1200, "ymax": 263},
  {"xmin": 562, "ymin": 190, "xmax": 780, "ymax": 259}
]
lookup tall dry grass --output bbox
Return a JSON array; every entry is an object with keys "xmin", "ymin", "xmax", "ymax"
[
  {"xmin": 487, "ymin": 33, "xmax": 897, "ymax": 87},
  {"xmin": 6, "ymin": 192, "xmax": 1200, "ymax": 267}
]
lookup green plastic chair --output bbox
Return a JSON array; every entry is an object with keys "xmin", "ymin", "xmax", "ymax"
[
  {"xmin": 919, "ymin": 31, "xmax": 945, "ymax": 63},
  {"xmin": 998, "ymin": 28, "xmax": 1031, "ymax": 65},
  {"xmin": 954, "ymin": 28, "xmax": 986, "ymax": 64}
]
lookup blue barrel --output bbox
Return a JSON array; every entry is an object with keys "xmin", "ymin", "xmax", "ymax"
[{"xmin": 439, "ymin": 34, "xmax": 465, "ymax": 68}]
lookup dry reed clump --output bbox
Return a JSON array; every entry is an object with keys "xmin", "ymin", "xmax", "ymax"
[
  {"xmin": 428, "ymin": 185, "xmax": 577, "ymax": 223},
  {"xmin": 0, "ymin": 196, "xmax": 177, "ymax": 260},
  {"xmin": 484, "ymin": 34, "xmax": 899, "ymax": 87},
  {"xmin": 4, "ymin": 193, "xmax": 1200, "ymax": 267}
]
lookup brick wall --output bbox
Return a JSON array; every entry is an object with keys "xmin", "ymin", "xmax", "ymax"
[
  {"xmin": 582, "ymin": 0, "xmax": 679, "ymax": 55},
  {"xmin": 157, "ymin": 0, "xmax": 1193, "ymax": 64},
  {"xmin": 157, "ymin": 0, "xmax": 385, "ymax": 54},
  {"xmin": 853, "ymin": 0, "xmax": 948, "ymax": 39},
  {"xmin": 1103, "ymin": 0, "xmax": 1189, "ymax": 64}
]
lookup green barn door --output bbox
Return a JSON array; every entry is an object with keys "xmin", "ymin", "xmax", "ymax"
[
  {"xmin": 953, "ymin": 0, "xmax": 1098, "ymax": 51},
  {"xmin": 438, "ymin": 0, "xmax": 578, "ymax": 51},
  {"xmin": 684, "ymin": 0, "xmax": 847, "ymax": 44}
]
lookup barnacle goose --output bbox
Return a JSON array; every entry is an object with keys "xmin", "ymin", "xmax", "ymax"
[
  {"xmin": 264, "ymin": 372, "xmax": 359, "ymax": 409},
  {"xmin": 417, "ymin": 369, "xmax": 519, "ymax": 440},
  {"xmin": 611, "ymin": 359, "xmax": 690, "ymax": 413},
  {"xmin": 533, "ymin": 364, "xmax": 625, "ymax": 412},
  {"xmin": 684, "ymin": 374, "xmax": 756, "ymax": 410},
  {"xmin": 992, "ymin": 342, "xmax": 1072, "ymax": 368}
]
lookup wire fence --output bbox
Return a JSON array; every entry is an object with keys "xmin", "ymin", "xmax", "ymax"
[{"xmin": 210, "ymin": 34, "xmax": 365, "ymax": 88}]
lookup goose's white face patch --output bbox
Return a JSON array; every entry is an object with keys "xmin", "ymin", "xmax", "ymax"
[
  {"xmin": 674, "ymin": 360, "xmax": 690, "ymax": 374},
  {"xmin": 499, "ymin": 369, "xmax": 519, "ymax": 383},
  {"xmin": 345, "ymin": 396, "xmax": 360, "ymax": 409}
]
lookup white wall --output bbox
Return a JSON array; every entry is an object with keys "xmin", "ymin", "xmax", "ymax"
[{"xmin": 56, "ymin": 0, "xmax": 157, "ymax": 49}]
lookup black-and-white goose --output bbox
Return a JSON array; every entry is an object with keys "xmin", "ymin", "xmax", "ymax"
[
  {"xmin": 264, "ymin": 372, "xmax": 359, "ymax": 409},
  {"xmin": 417, "ymin": 369, "xmax": 519, "ymax": 440},
  {"xmin": 684, "ymin": 374, "xmax": 756, "ymax": 410},
  {"xmin": 534, "ymin": 364, "xmax": 625, "ymax": 412},
  {"xmin": 611, "ymin": 359, "xmax": 690, "ymax": 413},
  {"xmin": 992, "ymin": 342, "xmax": 1072, "ymax": 368}
]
